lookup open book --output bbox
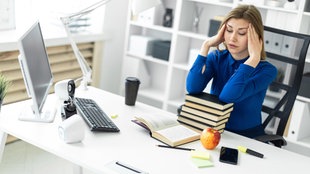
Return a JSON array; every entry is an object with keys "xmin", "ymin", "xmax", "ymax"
[{"xmin": 132, "ymin": 114, "xmax": 200, "ymax": 147}]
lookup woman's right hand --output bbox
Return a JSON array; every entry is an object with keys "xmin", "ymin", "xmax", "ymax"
[{"xmin": 199, "ymin": 24, "xmax": 226, "ymax": 56}]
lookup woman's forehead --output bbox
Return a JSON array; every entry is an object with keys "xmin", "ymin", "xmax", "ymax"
[{"xmin": 226, "ymin": 18, "xmax": 249, "ymax": 29}]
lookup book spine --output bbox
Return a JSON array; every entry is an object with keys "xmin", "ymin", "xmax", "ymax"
[
  {"xmin": 178, "ymin": 120, "xmax": 224, "ymax": 134},
  {"xmin": 177, "ymin": 115, "xmax": 226, "ymax": 130},
  {"xmin": 179, "ymin": 110, "xmax": 229, "ymax": 126},
  {"xmin": 181, "ymin": 105, "xmax": 228, "ymax": 121},
  {"xmin": 185, "ymin": 92, "xmax": 233, "ymax": 110},
  {"xmin": 184, "ymin": 101, "xmax": 233, "ymax": 116}
]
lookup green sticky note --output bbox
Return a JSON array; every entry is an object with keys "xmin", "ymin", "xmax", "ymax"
[
  {"xmin": 191, "ymin": 158, "xmax": 213, "ymax": 168},
  {"xmin": 190, "ymin": 150, "xmax": 210, "ymax": 160}
]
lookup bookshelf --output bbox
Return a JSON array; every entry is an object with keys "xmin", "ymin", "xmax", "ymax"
[{"xmin": 120, "ymin": 0, "xmax": 310, "ymax": 150}]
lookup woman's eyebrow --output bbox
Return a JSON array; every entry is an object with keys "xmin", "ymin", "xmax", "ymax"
[{"xmin": 226, "ymin": 24, "xmax": 248, "ymax": 30}]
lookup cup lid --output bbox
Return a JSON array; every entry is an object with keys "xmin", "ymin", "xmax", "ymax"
[{"xmin": 126, "ymin": 77, "xmax": 140, "ymax": 83}]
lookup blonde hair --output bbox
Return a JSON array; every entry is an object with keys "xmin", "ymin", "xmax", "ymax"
[{"xmin": 219, "ymin": 5, "xmax": 266, "ymax": 59}]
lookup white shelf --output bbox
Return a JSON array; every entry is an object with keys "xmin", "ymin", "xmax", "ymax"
[
  {"xmin": 127, "ymin": 52, "xmax": 170, "ymax": 66},
  {"xmin": 297, "ymin": 136, "xmax": 310, "ymax": 148},
  {"xmin": 306, "ymin": 57, "xmax": 310, "ymax": 63},
  {"xmin": 139, "ymin": 87, "xmax": 165, "ymax": 101},
  {"xmin": 172, "ymin": 62, "xmax": 189, "ymax": 70},
  {"xmin": 189, "ymin": 0, "xmax": 234, "ymax": 8},
  {"xmin": 238, "ymin": 2, "xmax": 299, "ymax": 14},
  {"xmin": 177, "ymin": 31, "xmax": 208, "ymax": 40},
  {"xmin": 130, "ymin": 21, "xmax": 174, "ymax": 33},
  {"xmin": 297, "ymin": 95, "xmax": 310, "ymax": 103},
  {"xmin": 304, "ymin": 12, "xmax": 310, "ymax": 16}
]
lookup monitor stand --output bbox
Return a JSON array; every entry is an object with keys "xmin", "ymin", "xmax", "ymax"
[{"xmin": 19, "ymin": 99, "xmax": 57, "ymax": 123}]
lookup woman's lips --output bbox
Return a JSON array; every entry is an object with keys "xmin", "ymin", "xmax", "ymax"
[{"xmin": 228, "ymin": 44, "xmax": 237, "ymax": 49}]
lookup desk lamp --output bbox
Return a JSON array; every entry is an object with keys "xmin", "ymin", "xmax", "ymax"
[{"xmin": 60, "ymin": 0, "xmax": 113, "ymax": 90}]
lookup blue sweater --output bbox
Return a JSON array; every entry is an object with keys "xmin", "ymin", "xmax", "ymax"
[{"xmin": 186, "ymin": 50, "xmax": 277, "ymax": 133}]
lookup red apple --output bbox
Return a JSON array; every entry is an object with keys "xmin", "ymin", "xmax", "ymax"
[{"xmin": 200, "ymin": 127, "xmax": 221, "ymax": 150}]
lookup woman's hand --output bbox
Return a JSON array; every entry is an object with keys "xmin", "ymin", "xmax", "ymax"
[
  {"xmin": 199, "ymin": 24, "xmax": 226, "ymax": 56},
  {"xmin": 245, "ymin": 23, "xmax": 262, "ymax": 68}
]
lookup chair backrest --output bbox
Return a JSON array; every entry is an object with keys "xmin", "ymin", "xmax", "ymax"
[{"xmin": 262, "ymin": 26, "xmax": 310, "ymax": 137}]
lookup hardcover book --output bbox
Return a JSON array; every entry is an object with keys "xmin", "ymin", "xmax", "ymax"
[
  {"xmin": 177, "ymin": 116, "xmax": 226, "ymax": 131},
  {"xmin": 184, "ymin": 101, "xmax": 233, "ymax": 116},
  {"xmin": 132, "ymin": 113, "xmax": 200, "ymax": 147},
  {"xmin": 181, "ymin": 105, "xmax": 230, "ymax": 122},
  {"xmin": 179, "ymin": 110, "xmax": 229, "ymax": 126},
  {"xmin": 185, "ymin": 92, "xmax": 233, "ymax": 110}
]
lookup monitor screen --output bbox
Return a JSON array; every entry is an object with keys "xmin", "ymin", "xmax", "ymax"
[{"xmin": 18, "ymin": 21, "xmax": 56, "ymax": 122}]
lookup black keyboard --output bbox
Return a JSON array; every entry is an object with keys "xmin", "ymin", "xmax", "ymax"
[{"xmin": 74, "ymin": 97, "xmax": 120, "ymax": 132}]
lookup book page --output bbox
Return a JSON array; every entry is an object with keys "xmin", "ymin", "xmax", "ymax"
[
  {"xmin": 155, "ymin": 124, "xmax": 200, "ymax": 142},
  {"xmin": 135, "ymin": 114, "xmax": 179, "ymax": 131}
]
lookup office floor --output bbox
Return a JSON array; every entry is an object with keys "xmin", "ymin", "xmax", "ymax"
[{"xmin": 0, "ymin": 140, "xmax": 96, "ymax": 174}]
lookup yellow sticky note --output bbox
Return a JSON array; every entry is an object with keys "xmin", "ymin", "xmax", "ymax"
[
  {"xmin": 191, "ymin": 158, "xmax": 213, "ymax": 168},
  {"xmin": 111, "ymin": 114, "xmax": 118, "ymax": 119},
  {"xmin": 190, "ymin": 150, "xmax": 210, "ymax": 160}
]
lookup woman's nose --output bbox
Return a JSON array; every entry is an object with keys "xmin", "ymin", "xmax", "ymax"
[{"xmin": 229, "ymin": 32, "xmax": 237, "ymax": 42}]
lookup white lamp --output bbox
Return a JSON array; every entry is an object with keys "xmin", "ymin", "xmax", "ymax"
[
  {"xmin": 60, "ymin": 0, "xmax": 113, "ymax": 90},
  {"xmin": 131, "ymin": 0, "xmax": 161, "ymax": 15}
]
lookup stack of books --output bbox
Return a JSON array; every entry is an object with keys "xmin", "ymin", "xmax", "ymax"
[{"xmin": 177, "ymin": 92, "xmax": 233, "ymax": 133}]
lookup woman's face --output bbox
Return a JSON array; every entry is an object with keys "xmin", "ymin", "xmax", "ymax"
[{"xmin": 224, "ymin": 18, "xmax": 250, "ymax": 60}]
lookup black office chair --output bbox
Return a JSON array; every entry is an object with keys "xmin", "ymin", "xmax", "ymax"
[{"xmin": 254, "ymin": 26, "xmax": 310, "ymax": 148}]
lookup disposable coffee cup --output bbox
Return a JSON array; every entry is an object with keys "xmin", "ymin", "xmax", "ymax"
[{"xmin": 125, "ymin": 77, "xmax": 140, "ymax": 106}]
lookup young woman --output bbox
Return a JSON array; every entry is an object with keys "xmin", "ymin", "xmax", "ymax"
[{"xmin": 186, "ymin": 5, "xmax": 277, "ymax": 138}]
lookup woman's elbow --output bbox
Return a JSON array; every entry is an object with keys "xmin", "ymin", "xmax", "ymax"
[
  {"xmin": 219, "ymin": 91, "xmax": 240, "ymax": 103},
  {"xmin": 186, "ymin": 84, "xmax": 201, "ymax": 94}
]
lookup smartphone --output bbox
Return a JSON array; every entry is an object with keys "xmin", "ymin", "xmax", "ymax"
[{"xmin": 219, "ymin": 146, "xmax": 238, "ymax": 165}]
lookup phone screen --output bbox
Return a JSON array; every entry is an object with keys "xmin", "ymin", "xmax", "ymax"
[{"xmin": 219, "ymin": 146, "xmax": 238, "ymax": 165}]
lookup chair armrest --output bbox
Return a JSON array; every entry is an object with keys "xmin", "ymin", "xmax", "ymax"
[{"xmin": 254, "ymin": 134, "xmax": 287, "ymax": 148}]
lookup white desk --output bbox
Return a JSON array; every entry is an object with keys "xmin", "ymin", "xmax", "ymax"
[{"xmin": 1, "ymin": 86, "xmax": 310, "ymax": 174}]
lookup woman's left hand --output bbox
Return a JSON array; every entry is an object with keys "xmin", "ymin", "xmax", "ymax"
[{"xmin": 246, "ymin": 23, "xmax": 262, "ymax": 68}]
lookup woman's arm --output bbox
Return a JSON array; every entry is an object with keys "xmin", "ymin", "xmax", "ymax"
[
  {"xmin": 200, "ymin": 24, "xmax": 226, "ymax": 57},
  {"xmin": 186, "ymin": 25, "xmax": 226, "ymax": 94},
  {"xmin": 219, "ymin": 63, "xmax": 277, "ymax": 103}
]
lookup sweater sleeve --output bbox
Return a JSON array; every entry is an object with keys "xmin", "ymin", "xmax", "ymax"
[
  {"xmin": 186, "ymin": 54, "xmax": 214, "ymax": 94},
  {"xmin": 219, "ymin": 63, "xmax": 277, "ymax": 103}
]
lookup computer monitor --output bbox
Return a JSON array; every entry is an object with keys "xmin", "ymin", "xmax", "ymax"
[{"xmin": 18, "ymin": 21, "xmax": 56, "ymax": 123}]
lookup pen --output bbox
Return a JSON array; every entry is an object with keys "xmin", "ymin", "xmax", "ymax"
[
  {"xmin": 156, "ymin": 144, "xmax": 195, "ymax": 151},
  {"xmin": 238, "ymin": 146, "xmax": 264, "ymax": 158},
  {"xmin": 115, "ymin": 161, "xmax": 142, "ymax": 173}
]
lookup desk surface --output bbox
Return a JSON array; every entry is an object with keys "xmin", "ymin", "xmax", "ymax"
[{"xmin": 1, "ymin": 86, "xmax": 310, "ymax": 174}]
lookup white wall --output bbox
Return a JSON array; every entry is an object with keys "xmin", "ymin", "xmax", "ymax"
[{"xmin": 99, "ymin": 0, "xmax": 129, "ymax": 94}]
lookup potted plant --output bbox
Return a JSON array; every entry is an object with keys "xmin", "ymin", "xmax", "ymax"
[{"xmin": 0, "ymin": 73, "xmax": 11, "ymax": 111}]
